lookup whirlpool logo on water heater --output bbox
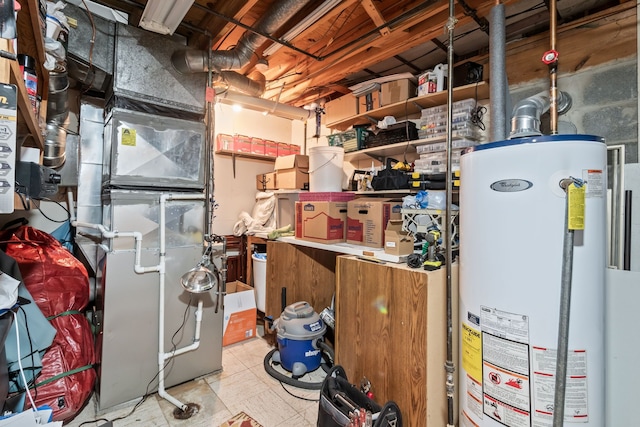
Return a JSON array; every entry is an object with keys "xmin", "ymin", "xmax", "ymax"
[{"xmin": 490, "ymin": 179, "xmax": 533, "ymax": 192}]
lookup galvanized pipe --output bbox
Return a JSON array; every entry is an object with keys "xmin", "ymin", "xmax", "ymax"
[
  {"xmin": 489, "ymin": 1, "xmax": 507, "ymax": 142},
  {"xmin": 553, "ymin": 179, "xmax": 575, "ymax": 427},
  {"xmin": 445, "ymin": 0, "xmax": 457, "ymax": 425}
]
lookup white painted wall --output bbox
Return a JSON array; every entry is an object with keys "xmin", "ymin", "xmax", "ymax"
[{"xmin": 212, "ymin": 103, "xmax": 306, "ymax": 236}]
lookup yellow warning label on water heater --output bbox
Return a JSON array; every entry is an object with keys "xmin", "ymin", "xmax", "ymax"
[
  {"xmin": 462, "ymin": 323, "xmax": 482, "ymax": 382},
  {"xmin": 568, "ymin": 183, "xmax": 585, "ymax": 230},
  {"xmin": 121, "ymin": 128, "xmax": 137, "ymax": 146}
]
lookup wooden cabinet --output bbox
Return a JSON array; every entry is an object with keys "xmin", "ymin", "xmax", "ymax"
[
  {"xmin": 264, "ymin": 240, "xmax": 337, "ymax": 318},
  {"xmin": 335, "ymin": 256, "xmax": 458, "ymax": 427},
  {"xmin": 223, "ymin": 235, "xmax": 246, "ymax": 284}
]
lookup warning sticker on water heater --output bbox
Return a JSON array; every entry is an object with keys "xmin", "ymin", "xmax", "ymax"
[
  {"xmin": 583, "ymin": 169, "xmax": 603, "ymax": 198},
  {"xmin": 531, "ymin": 346, "xmax": 589, "ymax": 425},
  {"xmin": 481, "ymin": 307, "xmax": 531, "ymax": 426}
]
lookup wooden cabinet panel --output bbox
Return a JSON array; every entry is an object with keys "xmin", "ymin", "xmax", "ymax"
[
  {"xmin": 335, "ymin": 256, "xmax": 458, "ymax": 427},
  {"xmin": 265, "ymin": 241, "xmax": 336, "ymax": 318}
]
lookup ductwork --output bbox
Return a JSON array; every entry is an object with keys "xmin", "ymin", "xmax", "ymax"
[
  {"xmin": 213, "ymin": 71, "xmax": 266, "ymax": 97},
  {"xmin": 171, "ymin": 0, "xmax": 312, "ymax": 94},
  {"xmin": 217, "ymin": 91, "xmax": 312, "ymax": 121},
  {"xmin": 44, "ymin": 71, "xmax": 70, "ymax": 169},
  {"xmin": 509, "ymin": 90, "xmax": 572, "ymax": 139}
]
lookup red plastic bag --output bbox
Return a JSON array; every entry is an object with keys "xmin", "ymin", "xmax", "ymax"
[{"xmin": 0, "ymin": 225, "xmax": 96, "ymax": 422}]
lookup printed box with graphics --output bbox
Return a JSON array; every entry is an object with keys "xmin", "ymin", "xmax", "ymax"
[
  {"xmin": 295, "ymin": 201, "xmax": 348, "ymax": 244},
  {"xmin": 347, "ymin": 198, "xmax": 402, "ymax": 248},
  {"xmin": 223, "ymin": 281, "xmax": 257, "ymax": 346}
]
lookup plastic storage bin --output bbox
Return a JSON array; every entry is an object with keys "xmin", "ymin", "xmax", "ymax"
[{"xmin": 252, "ymin": 253, "xmax": 267, "ymax": 312}]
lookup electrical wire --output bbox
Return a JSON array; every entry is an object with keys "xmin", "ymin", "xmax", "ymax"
[
  {"xmin": 19, "ymin": 306, "xmax": 39, "ymax": 403},
  {"xmin": 470, "ymin": 82, "xmax": 486, "ymax": 131},
  {"xmin": 30, "ymin": 198, "xmax": 70, "ymax": 224},
  {"xmin": 11, "ymin": 311, "xmax": 37, "ymax": 411},
  {"xmin": 78, "ymin": 296, "xmax": 195, "ymax": 426}
]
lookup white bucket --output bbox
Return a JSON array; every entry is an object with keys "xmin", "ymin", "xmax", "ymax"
[{"xmin": 308, "ymin": 146, "xmax": 345, "ymax": 192}]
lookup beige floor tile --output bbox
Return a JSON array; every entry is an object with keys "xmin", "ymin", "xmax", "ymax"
[
  {"xmin": 224, "ymin": 389, "xmax": 298, "ymax": 427},
  {"xmin": 205, "ymin": 368, "xmax": 271, "ymax": 407},
  {"xmin": 63, "ymin": 337, "xmax": 324, "ymax": 427}
]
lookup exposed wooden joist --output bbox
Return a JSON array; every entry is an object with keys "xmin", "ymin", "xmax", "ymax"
[{"xmin": 360, "ymin": 0, "xmax": 391, "ymax": 36}]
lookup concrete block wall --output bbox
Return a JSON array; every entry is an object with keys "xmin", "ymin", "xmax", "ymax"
[{"xmin": 508, "ymin": 57, "xmax": 638, "ymax": 164}]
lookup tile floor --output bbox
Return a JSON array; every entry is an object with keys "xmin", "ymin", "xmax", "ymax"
[{"xmin": 66, "ymin": 336, "xmax": 326, "ymax": 427}]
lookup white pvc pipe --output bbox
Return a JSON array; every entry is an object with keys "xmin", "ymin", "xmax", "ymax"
[
  {"xmin": 74, "ymin": 192, "xmax": 208, "ymax": 413},
  {"xmin": 156, "ymin": 193, "xmax": 206, "ymax": 413}
]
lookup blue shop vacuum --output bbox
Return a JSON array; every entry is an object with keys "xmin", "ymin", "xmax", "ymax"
[{"xmin": 264, "ymin": 301, "xmax": 334, "ymax": 389}]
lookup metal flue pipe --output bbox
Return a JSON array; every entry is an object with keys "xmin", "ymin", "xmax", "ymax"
[
  {"xmin": 489, "ymin": 1, "xmax": 508, "ymax": 141},
  {"xmin": 444, "ymin": 0, "xmax": 457, "ymax": 426}
]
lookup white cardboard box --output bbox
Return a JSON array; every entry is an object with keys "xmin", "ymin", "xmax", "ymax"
[{"xmin": 223, "ymin": 281, "xmax": 257, "ymax": 346}]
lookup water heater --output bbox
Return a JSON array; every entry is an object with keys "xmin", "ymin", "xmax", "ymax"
[{"xmin": 459, "ymin": 135, "xmax": 606, "ymax": 426}]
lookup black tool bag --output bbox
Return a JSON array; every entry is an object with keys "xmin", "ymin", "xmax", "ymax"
[
  {"xmin": 370, "ymin": 158, "xmax": 409, "ymax": 191},
  {"xmin": 317, "ymin": 366, "xmax": 402, "ymax": 427}
]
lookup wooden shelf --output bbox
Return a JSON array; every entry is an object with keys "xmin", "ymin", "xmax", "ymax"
[
  {"xmin": 8, "ymin": 59, "xmax": 43, "ymax": 150},
  {"xmin": 215, "ymin": 149, "xmax": 277, "ymax": 162},
  {"xmin": 344, "ymin": 135, "xmax": 470, "ymax": 163},
  {"xmin": 326, "ymin": 81, "xmax": 489, "ymax": 131}
]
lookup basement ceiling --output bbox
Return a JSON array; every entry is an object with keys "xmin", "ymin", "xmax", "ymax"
[{"xmin": 81, "ymin": 0, "xmax": 622, "ymax": 108}]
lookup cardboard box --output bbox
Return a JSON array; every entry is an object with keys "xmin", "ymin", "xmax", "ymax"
[
  {"xmin": 384, "ymin": 219, "xmax": 414, "ymax": 256},
  {"xmin": 216, "ymin": 133, "xmax": 234, "ymax": 151},
  {"xmin": 264, "ymin": 140, "xmax": 279, "ymax": 157},
  {"xmin": 234, "ymin": 135, "xmax": 252, "ymax": 153},
  {"xmin": 347, "ymin": 198, "xmax": 403, "ymax": 248},
  {"xmin": 381, "ymin": 79, "xmax": 417, "ymax": 105},
  {"xmin": 223, "ymin": 281, "xmax": 257, "ymax": 346},
  {"xmin": 356, "ymin": 90, "xmax": 380, "ymax": 113},
  {"xmin": 275, "ymin": 154, "xmax": 309, "ymax": 189},
  {"xmin": 295, "ymin": 201, "xmax": 348, "ymax": 243},
  {"xmin": 256, "ymin": 172, "xmax": 276, "ymax": 190},
  {"xmin": 325, "ymin": 94, "xmax": 357, "ymax": 124}
]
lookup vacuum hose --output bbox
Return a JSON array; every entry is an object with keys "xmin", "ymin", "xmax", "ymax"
[{"xmin": 263, "ymin": 340, "xmax": 334, "ymax": 390}]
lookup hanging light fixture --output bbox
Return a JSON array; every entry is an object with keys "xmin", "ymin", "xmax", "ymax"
[
  {"xmin": 180, "ymin": 246, "xmax": 217, "ymax": 293},
  {"xmin": 139, "ymin": 0, "xmax": 195, "ymax": 35}
]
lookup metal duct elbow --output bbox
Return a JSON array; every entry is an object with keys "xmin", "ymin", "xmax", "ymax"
[
  {"xmin": 213, "ymin": 71, "xmax": 266, "ymax": 97},
  {"xmin": 510, "ymin": 91, "xmax": 572, "ymax": 138},
  {"xmin": 171, "ymin": 0, "xmax": 312, "ymax": 73}
]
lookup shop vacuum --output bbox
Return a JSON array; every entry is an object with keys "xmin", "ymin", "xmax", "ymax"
[{"xmin": 264, "ymin": 301, "xmax": 334, "ymax": 389}]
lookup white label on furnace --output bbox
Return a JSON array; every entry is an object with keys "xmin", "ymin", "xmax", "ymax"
[
  {"xmin": 583, "ymin": 169, "xmax": 603, "ymax": 198},
  {"xmin": 532, "ymin": 347, "xmax": 589, "ymax": 425}
]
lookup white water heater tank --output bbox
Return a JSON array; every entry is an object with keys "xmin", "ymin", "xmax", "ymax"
[{"xmin": 458, "ymin": 135, "xmax": 606, "ymax": 427}]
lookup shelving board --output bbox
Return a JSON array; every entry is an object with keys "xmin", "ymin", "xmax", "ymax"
[
  {"xmin": 344, "ymin": 135, "xmax": 472, "ymax": 163},
  {"xmin": 215, "ymin": 149, "xmax": 277, "ymax": 162},
  {"xmin": 326, "ymin": 81, "xmax": 489, "ymax": 131},
  {"xmin": 278, "ymin": 236, "xmax": 406, "ymax": 264}
]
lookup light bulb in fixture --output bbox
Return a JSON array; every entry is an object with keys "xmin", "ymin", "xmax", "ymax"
[{"xmin": 232, "ymin": 104, "xmax": 243, "ymax": 112}]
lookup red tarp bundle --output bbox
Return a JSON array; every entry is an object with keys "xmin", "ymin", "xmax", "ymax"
[{"xmin": 0, "ymin": 225, "xmax": 96, "ymax": 422}]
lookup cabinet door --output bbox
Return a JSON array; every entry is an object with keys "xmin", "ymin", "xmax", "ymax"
[
  {"xmin": 265, "ymin": 241, "xmax": 336, "ymax": 319},
  {"xmin": 335, "ymin": 256, "xmax": 450, "ymax": 427}
]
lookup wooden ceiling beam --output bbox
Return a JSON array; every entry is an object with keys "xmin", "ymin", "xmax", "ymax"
[{"xmin": 360, "ymin": 0, "xmax": 391, "ymax": 36}]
